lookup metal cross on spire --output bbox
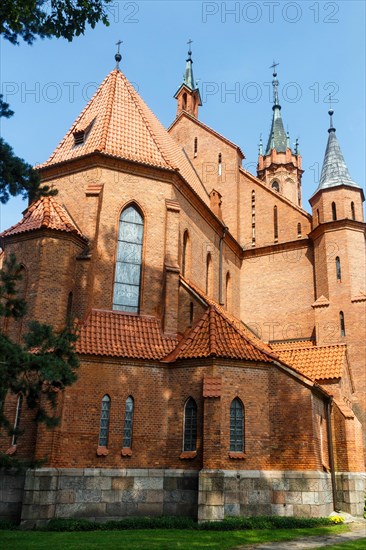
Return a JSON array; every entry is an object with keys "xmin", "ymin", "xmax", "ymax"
[
  {"xmin": 115, "ymin": 40, "xmax": 123, "ymax": 69},
  {"xmin": 270, "ymin": 60, "xmax": 280, "ymax": 106},
  {"xmin": 187, "ymin": 38, "xmax": 193, "ymax": 58},
  {"xmin": 327, "ymin": 93, "xmax": 336, "ymax": 132}
]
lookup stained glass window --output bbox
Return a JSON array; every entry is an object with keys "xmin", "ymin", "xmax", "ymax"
[
  {"xmin": 123, "ymin": 396, "xmax": 134, "ymax": 448},
  {"xmin": 230, "ymin": 398, "xmax": 244, "ymax": 452},
  {"xmin": 183, "ymin": 398, "xmax": 197, "ymax": 452},
  {"xmin": 98, "ymin": 395, "xmax": 111, "ymax": 447},
  {"xmin": 113, "ymin": 205, "xmax": 144, "ymax": 313}
]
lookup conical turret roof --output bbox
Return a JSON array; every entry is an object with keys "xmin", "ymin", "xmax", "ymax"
[{"xmin": 314, "ymin": 113, "xmax": 359, "ymax": 193}]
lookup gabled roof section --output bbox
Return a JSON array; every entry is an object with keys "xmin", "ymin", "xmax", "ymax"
[
  {"xmin": 273, "ymin": 343, "xmax": 347, "ymax": 381},
  {"xmin": 38, "ymin": 68, "xmax": 209, "ymax": 204},
  {"xmin": 76, "ymin": 309, "xmax": 178, "ymax": 360},
  {"xmin": 168, "ymin": 111, "xmax": 245, "ymax": 159},
  {"xmin": 0, "ymin": 196, "xmax": 85, "ymax": 240},
  {"xmin": 166, "ymin": 305, "xmax": 275, "ymax": 362}
]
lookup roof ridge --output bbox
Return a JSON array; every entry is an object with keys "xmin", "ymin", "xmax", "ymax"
[
  {"xmin": 99, "ymin": 69, "xmax": 118, "ymax": 152},
  {"xmin": 119, "ymin": 71, "xmax": 174, "ymax": 169}
]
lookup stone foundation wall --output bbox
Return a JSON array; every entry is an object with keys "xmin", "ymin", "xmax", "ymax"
[
  {"xmin": 198, "ymin": 470, "xmax": 365, "ymax": 521},
  {"xmin": 21, "ymin": 468, "xmax": 198, "ymax": 527},
  {"xmin": 0, "ymin": 472, "xmax": 25, "ymax": 521}
]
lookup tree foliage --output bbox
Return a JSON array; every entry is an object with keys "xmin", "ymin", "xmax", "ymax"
[
  {"xmin": 0, "ymin": 254, "xmax": 79, "ymax": 467},
  {"xmin": 0, "ymin": 0, "xmax": 111, "ymax": 45}
]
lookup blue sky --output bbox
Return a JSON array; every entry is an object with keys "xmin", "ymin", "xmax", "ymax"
[{"xmin": 1, "ymin": 0, "xmax": 365, "ymax": 231}]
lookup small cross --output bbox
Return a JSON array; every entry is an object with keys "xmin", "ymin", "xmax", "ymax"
[
  {"xmin": 187, "ymin": 39, "xmax": 193, "ymax": 48},
  {"xmin": 327, "ymin": 93, "xmax": 333, "ymax": 110},
  {"xmin": 116, "ymin": 40, "xmax": 123, "ymax": 54},
  {"xmin": 270, "ymin": 60, "xmax": 279, "ymax": 72}
]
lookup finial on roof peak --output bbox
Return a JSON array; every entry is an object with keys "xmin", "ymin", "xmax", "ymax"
[
  {"xmin": 270, "ymin": 60, "xmax": 280, "ymax": 109},
  {"xmin": 327, "ymin": 94, "xmax": 336, "ymax": 133},
  {"xmin": 115, "ymin": 40, "xmax": 123, "ymax": 69},
  {"xmin": 187, "ymin": 38, "xmax": 193, "ymax": 59}
]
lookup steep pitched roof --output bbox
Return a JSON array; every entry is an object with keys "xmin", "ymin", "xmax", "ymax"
[
  {"xmin": 0, "ymin": 196, "xmax": 85, "ymax": 239},
  {"xmin": 76, "ymin": 309, "xmax": 177, "ymax": 360},
  {"xmin": 265, "ymin": 105, "xmax": 288, "ymax": 155},
  {"xmin": 273, "ymin": 344, "xmax": 347, "ymax": 380},
  {"xmin": 312, "ymin": 112, "xmax": 360, "ymax": 196},
  {"xmin": 180, "ymin": 275, "xmax": 274, "ymax": 355},
  {"xmin": 166, "ymin": 305, "xmax": 275, "ymax": 362},
  {"xmin": 38, "ymin": 68, "xmax": 209, "ymax": 204}
]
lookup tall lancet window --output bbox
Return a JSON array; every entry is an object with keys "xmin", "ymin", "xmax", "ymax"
[
  {"xmin": 113, "ymin": 205, "xmax": 144, "ymax": 313},
  {"xmin": 230, "ymin": 398, "xmax": 244, "ymax": 452},
  {"xmin": 332, "ymin": 202, "xmax": 337, "ymax": 221},
  {"xmin": 351, "ymin": 202, "xmax": 355, "ymax": 220}
]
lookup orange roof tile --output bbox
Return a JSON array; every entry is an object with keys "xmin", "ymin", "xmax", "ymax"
[
  {"xmin": 166, "ymin": 305, "xmax": 274, "ymax": 362},
  {"xmin": 274, "ymin": 344, "xmax": 346, "ymax": 380},
  {"xmin": 76, "ymin": 309, "xmax": 177, "ymax": 360},
  {"xmin": 271, "ymin": 340, "xmax": 316, "ymax": 350},
  {"xmin": 38, "ymin": 68, "xmax": 209, "ymax": 205},
  {"xmin": 203, "ymin": 376, "xmax": 222, "ymax": 397},
  {"xmin": 0, "ymin": 196, "xmax": 85, "ymax": 239}
]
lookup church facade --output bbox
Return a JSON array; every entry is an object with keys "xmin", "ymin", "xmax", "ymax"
[{"xmin": 0, "ymin": 48, "xmax": 365, "ymax": 524}]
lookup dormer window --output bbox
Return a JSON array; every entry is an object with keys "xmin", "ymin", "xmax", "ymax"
[
  {"xmin": 74, "ymin": 131, "xmax": 85, "ymax": 146},
  {"xmin": 73, "ymin": 118, "xmax": 95, "ymax": 147}
]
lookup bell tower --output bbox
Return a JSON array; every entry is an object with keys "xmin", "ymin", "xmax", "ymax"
[
  {"xmin": 174, "ymin": 40, "xmax": 202, "ymax": 118},
  {"xmin": 257, "ymin": 62, "xmax": 303, "ymax": 206}
]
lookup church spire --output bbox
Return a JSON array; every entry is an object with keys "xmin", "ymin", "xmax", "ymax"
[
  {"xmin": 265, "ymin": 62, "xmax": 288, "ymax": 154},
  {"xmin": 257, "ymin": 62, "xmax": 303, "ymax": 206},
  {"xmin": 183, "ymin": 39, "xmax": 196, "ymax": 90},
  {"xmin": 314, "ymin": 107, "xmax": 359, "ymax": 193},
  {"xmin": 174, "ymin": 40, "xmax": 202, "ymax": 119}
]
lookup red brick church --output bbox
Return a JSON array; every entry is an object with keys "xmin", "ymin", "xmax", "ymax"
[{"xmin": 0, "ymin": 46, "xmax": 365, "ymax": 524}]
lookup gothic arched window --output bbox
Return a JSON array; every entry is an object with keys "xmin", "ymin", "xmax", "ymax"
[
  {"xmin": 123, "ymin": 396, "xmax": 134, "ymax": 449},
  {"xmin": 336, "ymin": 257, "xmax": 341, "ymax": 281},
  {"xmin": 340, "ymin": 311, "xmax": 346, "ymax": 337},
  {"xmin": 272, "ymin": 181, "xmax": 279, "ymax": 192},
  {"xmin": 183, "ymin": 397, "xmax": 197, "ymax": 452},
  {"xmin": 98, "ymin": 395, "xmax": 111, "ymax": 447},
  {"xmin": 182, "ymin": 230, "xmax": 190, "ymax": 277},
  {"xmin": 194, "ymin": 137, "xmax": 198, "ymax": 157},
  {"xmin": 206, "ymin": 253, "xmax": 213, "ymax": 297},
  {"xmin": 230, "ymin": 398, "xmax": 244, "ymax": 452},
  {"xmin": 182, "ymin": 93, "xmax": 187, "ymax": 110},
  {"xmin": 297, "ymin": 222, "xmax": 302, "ymax": 237},
  {"xmin": 274, "ymin": 206, "xmax": 278, "ymax": 241},
  {"xmin": 225, "ymin": 271, "xmax": 231, "ymax": 311},
  {"xmin": 11, "ymin": 394, "xmax": 23, "ymax": 446},
  {"xmin": 351, "ymin": 202, "xmax": 355, "ymax": 220},
  {"xmin": 218, "ymin": 153, "xmax": 222, "ymax": 176},
  {"xmin": 332, "ymin": 202, "xmax": 337, "ymax": 221},
  {"xmin": 113, "ymin": 205, "xmax": 144, "ymax": 313}
]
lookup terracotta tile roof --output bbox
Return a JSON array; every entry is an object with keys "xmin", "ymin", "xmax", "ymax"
[
  {"xmin": 0, "ymin": 196, "xmax": 85, "ymax": 239},
  {"xmin": 76, "ymin": 309, "xmax": 177, "ymax": 360},
  {"xmin": 38, "ymin": 68, "xmax": 209, "ymax": 205},
  {"xmin": 180, "ymin": 275, "xmax": 274, "ymax": 356},
  {"xmin": 166, "ymin": 305, "xmax": 275, "ymax": 362},
  {"xmin": 203, "ymin": 376, "xmax": 222, "ymax": 397},
  {"xmin": 274, "ymin": 344, "xmax": 346, "ymax": 381},
  {"xmin": 271, "ymin": 340, "xmax": 316, "ymax": 350},
  {"xmin": 312, "ymin": 295, "xmax": 330, "ymax": 308},
  {"xmin": 333, "ymin": 398, "xmax": 354, "ymax": 419}
]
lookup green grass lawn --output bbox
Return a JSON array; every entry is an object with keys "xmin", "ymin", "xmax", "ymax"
[
  {"xmin": 0, "ymin": 525, "xmax": 349, "ymax": 550},
  {"xmin": 314, "ymin": 540, "xmax": 366, "ymax": 550}
]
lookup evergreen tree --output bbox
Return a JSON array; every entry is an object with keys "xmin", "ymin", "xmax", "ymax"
[{"xmin": 0, "ymin": 254, "xmax": 79, "ymax": 468}]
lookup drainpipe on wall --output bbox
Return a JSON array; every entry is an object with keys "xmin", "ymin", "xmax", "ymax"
[
  {"xmin": 219, "ymin": 226, "xmax": 228, "ymax": 305},
  {"xmin": 326, "ymin": 395, "xmax": 340, "ymax": 512}
]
